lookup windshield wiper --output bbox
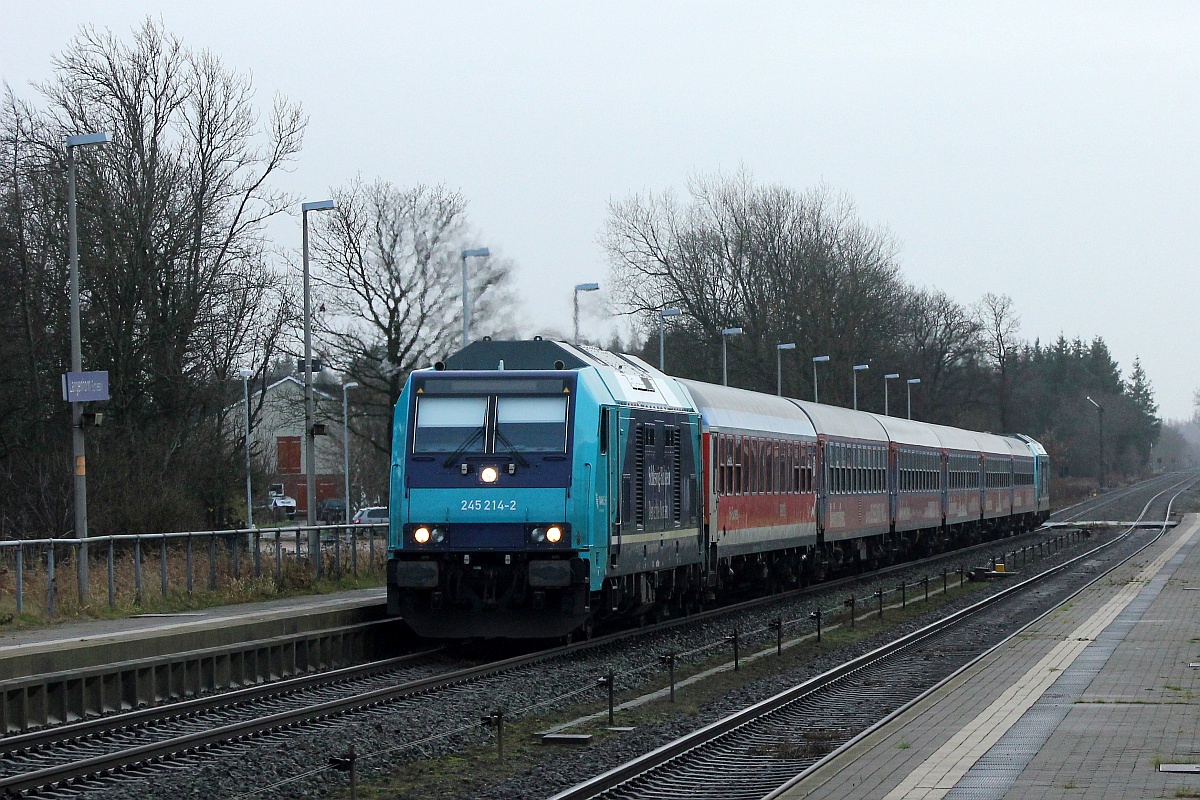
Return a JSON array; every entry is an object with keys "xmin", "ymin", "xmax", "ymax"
[
  {"xmin": 441, "ymin": 428, "xmax": 485, "ymax": 468},
  {"xmin": 493, "ymin": 430, "xmax": 532, "ymax": 468}
]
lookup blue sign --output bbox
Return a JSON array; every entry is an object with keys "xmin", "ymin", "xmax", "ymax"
[{"xmin": 62, "ymin": 371, "xmax": 110, "ymax": 403}]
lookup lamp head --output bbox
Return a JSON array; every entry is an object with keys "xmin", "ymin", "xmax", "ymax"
[
  {"xmin": 721, "ymin": 327, "xmax": 743, "ymax": 336},
  {"xmin": 238, "ymin": 368, "xmax": 254, "ymax": 380},
  {"xmin": 907, "ymin": 378, "xmax": 921, "ymax": 385},
  {"xmin": 853, "ymin": 364, "xmax": 870, "ymax": 371},
  {"xmin": 66, "ymin": 132, "xmax": 111, "ymax": 147},
  {"xmin": 344, "ymin": 381, "xmax": 360, "ymax": 391},
  {"xmin": 885, "ymin": 373, "xmax": 900, "ymax": 379},
  {"xmin": 777, "ymin": 343, "xmax": 797, "ymax": 351},
  {"xmin": 575, "ymin": 282, "xmax": 600, "ymax": 292},
  {"xmin": 462, "ymin": 247, "xmax": 490, "ymax": 258},
  {"xmin": 660, "ymin": 308, "xmax": 682, "ymax": 318},
  {"xmin": 302, "ymin": 199, "xmax": 335, "ymax": 213},
  {"xmin": 813, "ymin": 355, "xmax": 830, "ymax": 363}
]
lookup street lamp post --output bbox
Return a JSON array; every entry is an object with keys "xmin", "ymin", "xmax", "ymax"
[
  {"xmin": 721, "ymin": 327, "xmax": 743, "ymax": 386},
  {"xmin": 343, "ymin": 382, "xmax": 360, "ymax": 523},
  {"xmin": 239, "ymin": 369, "xmax": 254, "ymax": 528},
  {"xmin": 66, "ymin": 130, "xmax": 110, "ymax": 601},
  {"xmin": 906, "ymin": 378, "xmax": 921, "ymax": 420},
  {"xmin": 302, "ymin": 199, "xmax": 335, "ymax": 568},
  {"xmin": 573, "ymin": 283, "xmax": 600, "ymax": 343},
  {"xmin": 812, "ymin": 355, "xmax": 830, "ymax": 403},
  {"xmin": 461, "ymin": 247, "xmax": 491, "ymax": 347},
  {"xmin": 883, "ymin": 373, "xmax": 900, "ymax": 416},
  {"xmin": 658, "ymin": 308, "xmax": 682, "ymax": 371},
  {"xmin": 852, "ymin": 364, "xmax": 869, "ymax": 410},
  {"xmin": 776, "ymin": 343, "xmax": 796, "ymax": 396},
  {"xmin": 1086, "ymin": 396, "xmax": 1105, "ymax": 489}
]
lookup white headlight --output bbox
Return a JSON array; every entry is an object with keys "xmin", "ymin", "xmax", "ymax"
[
  {"xmin": 481, "ymin": 466, "xmax": 499, "ymax": 483},
  {"xmin": 413, "ymin": 526, "xmax": 431, "ymax": 544},
  {"xmin": 530, "ymin": 527, "xmax": 546, "ymax": 543},
  {"xmin": 546, "ymin": 525, "xmax": 563, "ymax": 543}
]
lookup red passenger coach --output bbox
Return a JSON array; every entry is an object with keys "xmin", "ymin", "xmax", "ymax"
[
  {"xmin": 681, "ymin": 382, "xmax": 819, "ymax": 560},
  {"xmin": 678, "ymin": 377, "xmax": 1050, "ymax": 579}
]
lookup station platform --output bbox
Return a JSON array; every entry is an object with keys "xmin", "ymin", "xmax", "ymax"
[
  {"xmin": 772, "ymin": 513, "xmax": 1200, "ymax": 800},
  {"xmin": 0, "ymin": 586, "xmax": 386, "ymax": 681}
]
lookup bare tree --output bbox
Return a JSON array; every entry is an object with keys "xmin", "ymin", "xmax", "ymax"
[
  {"xmin": 603, "ymin": 170, "xmax": 908, "ymax": 402},
  {"xmin": 973, "ymin": 292, "xmax": 1021, "ymax": 429},
  {"xmin": 311, "ymin": 178, "xmax": 517, "ymax": 454},
  {"xmin": 0, "ymin": 19, "xmax": 304, "ymax": 534},
  {"xmin": 899, "ymin": 288, "xmax": 984, "ymax": 423}
]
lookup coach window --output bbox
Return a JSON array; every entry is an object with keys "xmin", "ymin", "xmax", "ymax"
[
  {"xmin": 764, "ymin": 440, "xmax": 772, "ymax": 494},
  {"xmin": 835, "ymin": 443, "xmax": 844, "ymax": 494},
  {"xmin": 715, "ymin": 435, "xmax": 725, "ymax": 495},
  {"xmin": 746, "ymin": 437, "xmax": 754, "ymax": 494},
  {"xmin": 842, "ymin": 446, "xmax": 849, "ymax": 494},
  {"xmin": 731, "ymin": 437, "xmax": 740, "ymax": 495},
  {"xmin": 764, "ymin": 440, "xmax": 771, "ymax": 494},
  {"xmin": 793, "ymin": 442, "xmax": 801, "ymax": 493},
  {"xmin": 767, "ymin": 441, "xmax": 776, "ymax": 495},
  {"xmin": 843, "ymin": 445, "xmax": 850, "ymax": 494},
  {"xmin": 729, "ymin": 436, "xmax": 738, "ymax": 495}
]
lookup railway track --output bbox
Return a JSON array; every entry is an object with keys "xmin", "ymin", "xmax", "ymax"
[
  {"xmin": 3, "ymin": 474, "xmax": 1189, "ymax": 799},
  {"xmin": 547, "ymin": 473, "xmax": 1197, "ymax": 800}
]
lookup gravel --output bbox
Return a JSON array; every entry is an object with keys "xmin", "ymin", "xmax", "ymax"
[{"xmin": 63, "ymin": 479, "xmax": 1192, "ymax": 800}]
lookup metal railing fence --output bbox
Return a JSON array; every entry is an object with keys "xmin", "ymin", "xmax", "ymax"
[{"xmin": 0, "ymin": 523, "xmax": 388, "ymax": 619}]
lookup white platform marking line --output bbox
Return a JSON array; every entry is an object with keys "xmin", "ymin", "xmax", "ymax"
[{"xmin": 882, "ymin": 517, "xmax": 1200, "ymax": 800}]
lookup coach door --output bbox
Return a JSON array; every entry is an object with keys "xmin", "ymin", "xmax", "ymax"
[
  {"xmin": 815, "ymin": 439, "xmax": 827, "ymax": 542},
  {"xmin": 888, "ymin": 443, "xmax": 899, "ymax": 528}
]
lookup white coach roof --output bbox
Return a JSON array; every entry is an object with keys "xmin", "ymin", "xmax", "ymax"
[
  {"xmin": 786, "ymin": 398, "xmax": 889, "ymax": 443},
  {"xmin": 678, "ymin": 379, "xmax": 817, "ymax": 438},
  {"xmin": 868, "ymin": 414, "xmax": 945, "ymax": 448}
]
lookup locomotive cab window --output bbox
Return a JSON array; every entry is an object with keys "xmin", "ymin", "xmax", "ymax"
[
  {"xmin": 414, "ymin": 396, "xmax": 488, "ymax": 453},
  {"xmin": 495, "ymin": 395, "xmax": 568, "ymax": 453}
]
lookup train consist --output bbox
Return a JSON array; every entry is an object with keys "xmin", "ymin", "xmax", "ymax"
[{"xmin": 387, "ymin": 339, "xmax": 1050, "ymax": 639}]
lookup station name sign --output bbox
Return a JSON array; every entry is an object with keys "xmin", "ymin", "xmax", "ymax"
[{"xmin": 62, "ymin": 371, "xmax": 110, "ymax": 403}]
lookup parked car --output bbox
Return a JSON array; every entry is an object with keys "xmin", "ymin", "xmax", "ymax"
[
  {"xmin": 268, "ymin": 494, "xmax": 297, "ymax": 521},
  {"xmin": 316, "ymin": 498, "xmax": 347, "ymax": 524},
  {"xmin": 352, "ymin": 506, "xmax": 388, "ymax": 524}
]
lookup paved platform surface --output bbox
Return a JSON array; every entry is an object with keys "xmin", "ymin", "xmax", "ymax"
[
  {"xmin": 774, "ymin": 513, "xmax": 1200, "ymax": 800},
  {"xmin": 0, "ymin": 587, "xmax": 386, "ymax": 679}
]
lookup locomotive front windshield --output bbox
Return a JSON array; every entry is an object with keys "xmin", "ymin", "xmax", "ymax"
[
  {"xmin": 411, "ymin": 378, "xmax": 571, "ymax": 455},
  {"xmin": 413, "ymin": 396, "xmax": 488, "ymax": 453},
  {"xmin": 495, "ymin": 396, "xmax": 567, "ymax": 453}
]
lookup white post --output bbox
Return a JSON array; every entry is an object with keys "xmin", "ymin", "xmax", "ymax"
[
  {"xmin": 777, "ymin": 343, "xmax": 796, "ymax": 396},
  {"xmin": 852, "ymin": 364, "xmax": 869, "ymax": 410}
]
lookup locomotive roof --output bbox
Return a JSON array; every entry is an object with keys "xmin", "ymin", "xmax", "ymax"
[
  {"xmin": 677, "ymin": 379, "xmax": 817, "ymax": 438},
  {"xmin": 436, "ymin": 339, "xmax": 696, "ymax": 412},
  {"xmin": 1010, "ymin": 433, "xmax": 1048, "ymax": 456}
]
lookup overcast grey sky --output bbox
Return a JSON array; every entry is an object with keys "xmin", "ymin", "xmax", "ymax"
[{"xmin": 4, "ymin": 2, "xmax": 1198, "ymax": 418}]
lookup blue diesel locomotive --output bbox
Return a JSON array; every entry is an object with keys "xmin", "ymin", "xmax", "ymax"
[{"xmin": 387, "ymin": 339, "xmax": 1050, "ymax": 639}]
